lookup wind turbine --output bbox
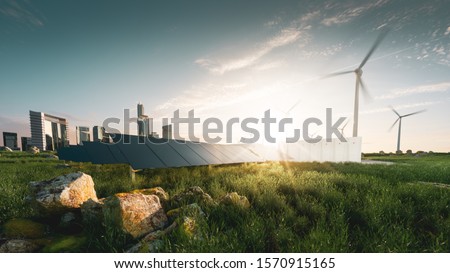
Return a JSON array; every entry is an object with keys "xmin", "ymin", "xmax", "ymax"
[
  {"xmin": 322, "ymin": 29, "xmax": 389, "ymax": 137},
  {"xmin": 389, "ymin": 107, "xmax": 426, "ymax": 152},
  {"xmin": 339, "ymin": 118, "xmax": 350, "ymax": 138}
]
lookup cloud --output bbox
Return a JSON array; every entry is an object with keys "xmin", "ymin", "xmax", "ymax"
[
  {"xmin": 376, "ymin": 82, "xmax": 450, "ymax": 100},
  {"xmin": 195, "ymin": 27, "xmax": 302, "ymax": 74},
  {"xmin": 321, "ymin": 0, "xmax": 389, "ymax": 26},
  {"xmin": 0, "ymin": 0, "xmax": 45, "ymax": 27},
  {"xmin": 445, "ymin": 27, "xmax": 450, "ymax": 36}
]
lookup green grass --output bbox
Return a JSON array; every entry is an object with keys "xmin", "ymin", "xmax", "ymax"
[{"xmin": 1, "ymin": 151, "xmax": 449, "ymax": 252}]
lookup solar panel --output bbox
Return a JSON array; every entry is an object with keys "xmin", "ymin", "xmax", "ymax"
[
  {"xmin": 199, "ymin": 143, "xmax": 233, "ymax": 164},
  {"xmin": 185, "ymin": 142, "xmax": 224, "ymax": 165},
  {"xmin": 144, "ymin": 140, "xmax": 190, "ymax": 168},
  {"xmin": 114, "ymin": 137, "xmax": 166, "ymax": 169},
  {"xmin": 167, "ymin": 140, "xmax": 209, "ymax": 166},
  {"xmin": 82, "ymin": 142, "xmax": 119, "ymax": 164},
  {"xmin": 107, "ymin": 143, "xmax": 128, "ymax": 163},
  {"xmin": 58, "ymin": 145, "xmax": 91, "ymax": 162}
]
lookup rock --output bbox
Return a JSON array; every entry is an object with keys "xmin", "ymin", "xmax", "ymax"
[
  {"xmin": 170, "ymin": 203, "xmax": 206, "ymax": 239},
  {"xmin": 126, "ymin": 221, "xmax": 178, "ymax": 253},
  {"xmin": 131, "ymin": 187, "xmax": 169, "ymax": 205},
  {"xmin": 0, "ymin": 240, "xmax": 40, "ymax": 253},
  {"xmin": 27, "ymin": 172, "xmax": 98, "ymax": 215},
  {"xmin": 2, "ymin": 146, "xmax": 13, "ymax": 152},
  {"xmin": 28, "ymin": 146, "xmax": 40, "ymax": 154},
  {"xmin": 103, "ymin": 193, "xmax": 168, "ymax": 239},
  {"xmin": 81, "ymin": 198, "xmax": 104, "ymax": 227},
  {"xmin": 219, "ymin": 192, "xmax": 251, "ymax": 209},
  {"xmin": 58, "ymin": 212, "xmax": 80, "ymax": 231},
  {"xmin": 3, "ymin": 218, "xmax": 47, "ymax": 239},
  {"xmin": 172, "ymin": 186, "xmax": 215, "ymax": 207},
  {"xmin": 167, "ymin": 203, "xmax": 205, "ymax": 220}
]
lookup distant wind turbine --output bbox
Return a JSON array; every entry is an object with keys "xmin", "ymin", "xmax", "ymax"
[
  {"xmin": 322, "ymin": 29, "xmax": 389, "ymax": 137},
  {"xmin": 338, "ymin": 118, "xmax": 350, "ymax": 137},
  {"xmin": 389, "ymin": 106, "xmax": 426, "ymax": 152}
]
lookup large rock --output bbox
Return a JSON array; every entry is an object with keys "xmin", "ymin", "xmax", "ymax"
[
  {"xmin": 0, "ymin": 240, "xmax": 40, "ymax": 253},
  {"xmin": 103, "ymin": 193, "xmax": 168, "ymax": 239},
  {"xmin": 171, "ymin": 186, "xmax": 215, "ymax": 207},
  {"xmin": 27, "ymin": 172, "xmax": 98, "ymax": 215}
]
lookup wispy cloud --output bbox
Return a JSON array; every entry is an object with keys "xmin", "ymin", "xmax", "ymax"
[
  {"xmin": 321, "ymin": 0, "xmax": 389, "ymax": 26},
  {"xmin": 195, "ymin": 27, "xmax": 303, "ymax": 74},
  {"xmin": 376, "ymin": 82, "xmax": 450, "ymax": 100},
  {"xmin": 0, "ymin": 0, "xmax": 45, "ymax": 27}
]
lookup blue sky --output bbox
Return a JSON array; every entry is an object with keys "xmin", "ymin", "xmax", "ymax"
[{"xmin": 0, "ymin": 0, "xmax": 449, "ymax": 152}]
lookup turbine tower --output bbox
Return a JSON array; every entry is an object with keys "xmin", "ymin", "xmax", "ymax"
[
  {"xmin": 389, "ymin": 107, "xmax": 426, "ymax": 152},
  {"xmin": 322, "ymin": 29, "xmax": 389, "ymax": 137}
]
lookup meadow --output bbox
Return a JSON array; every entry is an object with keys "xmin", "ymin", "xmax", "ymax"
[{"xmin": 0, "ymin": 151, "xmax": 449, "ymax": 252}]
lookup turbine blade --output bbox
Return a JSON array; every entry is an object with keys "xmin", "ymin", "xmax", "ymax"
[
  {"xmin": 388, "ymin": 118, "xmax": 400, "ymax": 132},
  {"xmin": 389, "ymin": 105, "xmax": 401, "ymax": 117},
  {"xmin": 359, "ymin": 77, "xmax": 373, "ymax": 102},
  {"xmin": 286, "ymin": 99, "xmax": 301, "ymax": 114},
  {"xmin": 358, "ymin": 29, "xmax": 390, "ymax": 69},
  {"xmin": 402, "ymin": 109, "xmax": 426, "ymax": 118},
  {"xmin": 320, "ymin": 70, "xmax": 354, "ymax": 79},
  {"xmin": 342, "ymin": 118, "xmax": 349, "ymax": 129}
]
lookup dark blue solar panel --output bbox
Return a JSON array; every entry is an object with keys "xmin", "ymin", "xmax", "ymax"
[
  {"xmin": 144, "ymin": 140, "xmax": 190, "ymax": 168},
  {"xmin": 184, "ymin": 142, "xmax": 223, "ymax": 165},
  {"xmin": 197, "ymin": 143, "xmax": 233, "ymax": 164},
  {"xmin": 107, "ymin": 144, "xmax": 128, "ymax": 163},
  {"xmin": 82, "ymin": 142, "xmax": 118, "ymax": 164},
  {"xmin": 167, "ymin": 140, "xmax": 209, "ymax": 166},
  {"xmin": 114, "ymin": 137, "xmax": 165, "ymax": 169}
]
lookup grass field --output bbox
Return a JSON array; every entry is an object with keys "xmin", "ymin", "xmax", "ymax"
[{"xmin": 0, "ymin": 151, "xmax": 449, "ymax": 252}]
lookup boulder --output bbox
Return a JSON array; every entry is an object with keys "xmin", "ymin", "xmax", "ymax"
[
  {"xmin": 27, "ymin": 172, "xmax": 98, "ymax": 215},
  {"xmin": 171, "ymin": 186, "xmax": 215, "ymax": 207},
  {"xmin": 131, "ymin": 187, "xmax": 169, "ymax": 205},
  {"xmin": 28, "ymin": 146, "xmax": 40, "ymax": 154},
  {"xmin": 0, "ymin": 240, "xmax": 40, "ymax": 253},
  {"xmin": 219, "ymin": 192, "xmax": 251, "ymax": 209},
  {"xmin": 103, "ymin": 193, "xmax": 168, "ymax": 239}
]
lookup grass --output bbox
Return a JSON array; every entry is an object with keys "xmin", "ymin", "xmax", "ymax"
[{"xmin": 0, "ymin": 151, "xmax": 449, "ymax": 252}]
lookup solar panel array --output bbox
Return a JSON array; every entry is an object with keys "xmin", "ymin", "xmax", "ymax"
[{"xmin": 57, "ymin": 135, "xmax": 271, "ymax": 169}]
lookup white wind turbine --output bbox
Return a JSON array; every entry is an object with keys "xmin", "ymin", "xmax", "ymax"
[
  {"xmin": 322, "ymin": 29, "xmax": 389, "ymax": 137},
  {"xmin": 389, "ymin": 106, "xmax": 426, "ymax": 152}
]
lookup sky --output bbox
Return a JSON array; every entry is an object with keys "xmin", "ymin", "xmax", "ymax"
[{"xmin": 0, "ymin": 0, "xmax": 449, "ymax": 152}]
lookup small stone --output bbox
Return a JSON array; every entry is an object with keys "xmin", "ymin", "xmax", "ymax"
[
  {"xmin": 0, "ymin": 240, "xmax": 40, "ymax": 253},
  {"xmin": 219, "ymin": 192, "xmax": 251, "ymax": 209}
]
